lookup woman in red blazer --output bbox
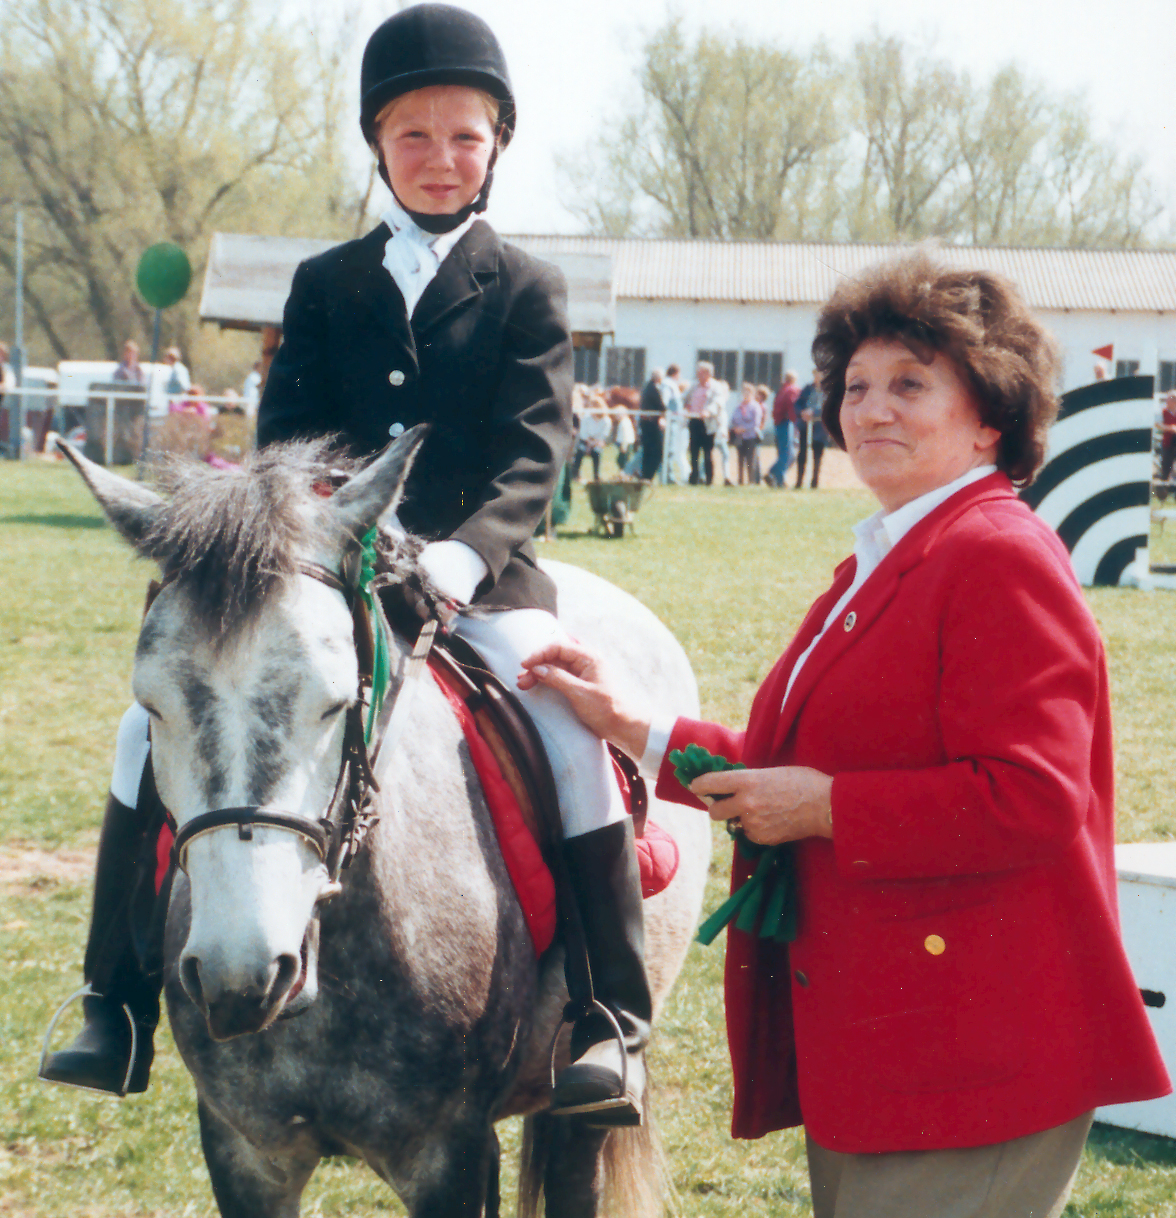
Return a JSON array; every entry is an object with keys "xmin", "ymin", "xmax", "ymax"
[{"xmin": 521, "ymin": 252, "xmax": 1170, "ymax": 1216}]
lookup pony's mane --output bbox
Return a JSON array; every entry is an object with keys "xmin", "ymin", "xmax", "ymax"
[{"xmin": 137, "ymin": 440, "xmax": 360, "ymax": 634}]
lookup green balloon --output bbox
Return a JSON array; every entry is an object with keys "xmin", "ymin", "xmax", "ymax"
[{"xmin": 136, "ymin": 243, "xmax": 191, "ymax": 310}]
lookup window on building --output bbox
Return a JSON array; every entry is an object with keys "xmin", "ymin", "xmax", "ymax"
[
  {"xmin": 605, "ymin": 347, "xmax": 646, "ymax": 388},
  {"xmin": 742, "ymin": 351, "xmax": 784, "ymax": 391},
  {"xmin": 696, "ymin": 349, "xmax": 739, "ymax": 386},
  {"xmin": 1115, "ymin": 359, "xmax": 1141, "ymax": 378},
  {"xmin": 1158, "ymin": 361, "xmax": 1176, "ymax": 394},
  {"xmin": 574, "ymin": 347, "xmax": 600, "ymax": 385}
]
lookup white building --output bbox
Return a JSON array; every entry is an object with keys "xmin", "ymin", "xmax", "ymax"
[{"xmin": 506, "ymin": 237, "xmax": 1176, "ymax": 397}]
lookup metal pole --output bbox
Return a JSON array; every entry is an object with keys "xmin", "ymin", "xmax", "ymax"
[
  {"xmin": 661, "ymin": 412, "xmax": 671, "ymax": 485},
  {"xmin": 138, "ymin": 308, "xmax": 162, "ymax": 478},
  {"xmin": 11, "ymin": 210, "xmax": 24, "ymax": 458}
]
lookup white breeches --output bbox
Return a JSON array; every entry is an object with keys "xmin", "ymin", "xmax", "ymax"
[
  {"xmin": 452, "ymin": 609, "xmax": 628, "ymax": 839},
  {"xmin": 111, "ymin": 702, "xmax": 152, "ymax": 808},
  {"xmin": 107, "ymin": 610, "xmax": 626, "ymax": 840}
]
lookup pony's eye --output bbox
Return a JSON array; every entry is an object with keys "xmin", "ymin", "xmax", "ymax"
[{"xmin": 321, "ymin": 702, "xmax": 348, "ymax": 721}]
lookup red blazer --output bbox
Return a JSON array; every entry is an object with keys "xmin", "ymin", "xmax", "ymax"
[{"xmin": 657, "ymin": 473, "xmax": 1170, "ymax": 1152}]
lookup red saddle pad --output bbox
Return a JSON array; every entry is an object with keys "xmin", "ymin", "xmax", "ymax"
[{"xmin": 432, "ymin": 671, "xmax": 679, "ymax": 956}]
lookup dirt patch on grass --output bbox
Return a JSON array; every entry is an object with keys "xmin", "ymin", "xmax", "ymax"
[{"xmin": 0, "ymin": 846, "xmax": 94, "ymax": 891}]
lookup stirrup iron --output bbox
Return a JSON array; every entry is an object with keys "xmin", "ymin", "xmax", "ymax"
[
  {"xmin": 546, "ymin": 997, "xmax": 634, "ymax": 1118},
  {"xmin": 38, "ymin": 984, "xmax": 139, "ymax": 1098}
]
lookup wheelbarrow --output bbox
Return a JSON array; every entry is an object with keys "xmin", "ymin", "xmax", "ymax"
[{"xmin": 585, "ymin": 479, "xmax": 653, "ymax": 538}]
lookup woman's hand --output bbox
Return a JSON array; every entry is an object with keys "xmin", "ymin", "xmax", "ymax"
[
  {"xmin": 518, "ymin": 640, "xmax": 651, "ymax": 760},
  {"xmin": 691, "ymin": 767, "xmax": 834, "ymax": 845}
]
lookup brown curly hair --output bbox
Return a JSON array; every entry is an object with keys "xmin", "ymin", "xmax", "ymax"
[{"xmin": 813, "ymin": 251, "xmax": 1061, "ymax": 485}]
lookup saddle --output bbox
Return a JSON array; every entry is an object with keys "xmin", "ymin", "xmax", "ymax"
[{"xmin": 427, "ymin": 632, "xmax": 679, "ymax": 957}]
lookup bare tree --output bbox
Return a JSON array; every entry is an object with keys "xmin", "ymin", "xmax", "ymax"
[
  {"xmin": 561, "ymin": 17, "xmax": 1167, "ymax": 249},
  {"xmin": 847, "ymin": 33, "xmax": 966, "ymax": 240},
  {"xmin": 0, "ymin": 0, "xmax": 362, "ymax": 365},
  {"xmin": 559, "ymin": 17, "xmax": 842, "ymax": 239}
]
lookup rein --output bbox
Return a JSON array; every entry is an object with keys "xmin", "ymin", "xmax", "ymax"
[{"xmin": 149, "ymin": 551, "xmax": 435, "ymax": 885}]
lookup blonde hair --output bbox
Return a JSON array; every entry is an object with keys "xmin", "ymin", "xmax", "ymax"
[{"xmin": 372, "ymin": 87, "xmax": 501, "ymax": 145}]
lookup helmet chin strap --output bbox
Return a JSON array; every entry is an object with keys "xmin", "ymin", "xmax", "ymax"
[{"xmin": 379, "ymin": 144, "xmax": 499, "ymax": 235}]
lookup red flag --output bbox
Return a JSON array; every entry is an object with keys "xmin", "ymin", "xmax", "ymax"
[{"xmin": 1093, "ymin": 344, "xmax": 1114, "ymax": 361}]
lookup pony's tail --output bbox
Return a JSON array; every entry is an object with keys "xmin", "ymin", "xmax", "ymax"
[
  {"xmin": 517, "ymin": 1071, "xmax": 669, "ymax": 1218},
  {"xmin": 601, "ymin": 1110, "xmax": 668, "ymax": 1218},
  {"xmin": 517, "ymin": 1112, "xmax": 551, "ymax": 1218}
]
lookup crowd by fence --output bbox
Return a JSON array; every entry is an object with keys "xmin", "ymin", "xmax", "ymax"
[
  {"xmin": 4, "ymin": 375, "xmax": 1175, "ymax": 515},
  {"xmin": 1, "ymin": 385, "xmax": 253, "ymax": 469}
]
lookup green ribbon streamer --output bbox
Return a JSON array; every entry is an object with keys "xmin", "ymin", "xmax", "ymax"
[
  {"xmin": 359, "ymin": 526, "xmax": 390, "ymax": 747},
  {"xmin": 670, "ymin": 745, "xmax": 797, "ymax": 947}
]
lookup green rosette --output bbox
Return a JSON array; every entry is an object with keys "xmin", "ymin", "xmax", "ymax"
[
  {"xmin": 359, "ymin": 526, "xmax": 391, "ymax": 746},
  {"xmin": 669, "ymin": 745, "xmax": 797, "ymax": 947}
]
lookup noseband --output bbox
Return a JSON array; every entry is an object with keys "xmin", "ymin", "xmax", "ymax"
[{"xmin": 155, "ymin": 561, "xmax": 415, "ymax": 883}]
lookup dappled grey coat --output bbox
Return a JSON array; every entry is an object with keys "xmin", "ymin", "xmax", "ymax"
[{"xmin": 257, "ymin": 220, "xmax": 574, "ymax": 612}]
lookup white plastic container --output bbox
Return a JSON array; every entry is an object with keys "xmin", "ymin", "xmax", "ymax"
[{"xmin": 1096, "ymin": 842, "xmax": 1176, "ymax": 1137}]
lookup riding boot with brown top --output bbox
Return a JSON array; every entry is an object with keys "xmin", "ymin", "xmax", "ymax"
[
  {"xmin": 40, "ymin": 785, "xmax": 163, "ymax": 1096},
  {"xmin": 549, "ymin": 818, "xmax": 652, "ymax": 1126}
]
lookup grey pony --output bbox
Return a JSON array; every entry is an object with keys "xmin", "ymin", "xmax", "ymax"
[{"xmin": 64, "ymin": 431, "xmax": 710, "ymax": 1218}]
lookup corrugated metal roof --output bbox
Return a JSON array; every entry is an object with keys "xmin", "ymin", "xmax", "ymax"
[
  {"xmin": 539, "ymin": 251, "xmax": 615, "ymax": 333},
  {"xmin": 200, "ymin": 232, "xmax": 615, "ymax": 332},
  {"xmin": 504, "ymin": 237, "xmax": 1176, "ymax": 313},
  {"xmin": 199, "ymin": 233, "xmax": 337, "ymax": 329}
]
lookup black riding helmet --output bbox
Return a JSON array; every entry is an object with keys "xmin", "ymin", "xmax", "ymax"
[{"xmin": 360, "ymin": 3, "xmax": 516, "ymax": 233}]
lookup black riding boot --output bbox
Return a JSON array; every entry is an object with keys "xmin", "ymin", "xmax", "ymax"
[
  {"xmin": 40, "ymin": 790, "xmax": 163, "ymax": 1095},
  {"xmin": 549, "ymin": 819, "xmax": 653, "ymax": 1126}
]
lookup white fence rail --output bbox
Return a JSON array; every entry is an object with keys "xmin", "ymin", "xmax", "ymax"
[{"xmin": 3, "ymin": 385, "xmax": 250, "ymax": 466}]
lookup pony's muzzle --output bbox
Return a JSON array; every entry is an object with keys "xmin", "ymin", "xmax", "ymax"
[{"xmin": 180, "ymin": 950, "xmax": 302, "ymax": 1040}]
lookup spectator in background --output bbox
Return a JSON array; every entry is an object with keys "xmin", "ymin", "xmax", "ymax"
[
  {"xmin": 0, "ymin": 342, "xmax": 12, "ymax": 408},
  {"xmin": 1158, "ymin": 390, "xmax": 1176, "ymax": 500},
  {"xmin": 574, "ymin": 394, "xmax": 609, "ymax": 481},
  {"xmin": 613, "ymin": 400, "xmax": 636, "ymax": 472},
  {"xmin": 218, "ymin": 388, "xmax": 245, "ymax": 416},
  {"xmin": 684, "ymin": 361, "xmax": 725, "ymax": 485},
  {"xmin": 242, "ymin": 360, "xmax": 263, "ymax": 413},
  {"xmin": 112, "ymin": 340, "xmax": 146, "ymax": 387},
  {"xmin": 710, "ymin": 380, "xmax": 734, "ymax": 486},
  {"xmin": 730, "ymin": 382, "xmax": 765, "ymax": 484},
  {"xmin": 149, "ymin": 346, "xmax": 190, "ymax": 413},
  {"xmin": 795, "ymin": 370, "xmax": 829, "ymax": 489},
  {"xmin": 661, "ymin": 363, "xmax": 687, "ymax": 484},
  {"xmin": 164, "ymin": 347, "xmax": 190, "ymax": 396},
  {"xmin": 766, "ymin": 370, "xmax": 800, "ymax": 487},
  {"xmin": 172, "ymin": 382, "xmax": 212, "ymax": 420},
  {"xmin": 639, "ymin": 368, "xmax": 666, "ymax": 481},
  {"xmin": 754, "ymin": 385, "xmax": 771, "ymax": 481},
  {"xmin": 1093, "ymin": 360, "xmax": 1109, "ymax": 382}
]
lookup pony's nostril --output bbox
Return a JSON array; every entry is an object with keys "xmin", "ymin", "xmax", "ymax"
[
  {"xmin": 181, "ymin": 956, "xmax": 206, "ymax": 1011},
  {"xmin": 270, "ymin": 952, "xmax": 300, "ymax": 1004}
]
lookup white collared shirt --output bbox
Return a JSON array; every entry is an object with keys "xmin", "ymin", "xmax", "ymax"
[
  {"xmin": 379, "ymin": 196, "xmax": 487, "ymax": 598},
  {"xmin": 380, "ymin": 195, "xmax": 478, "ymax": 317},
  {"xmin": 637, "ymin": 464, "xmax": 998, "ymax": 777}
]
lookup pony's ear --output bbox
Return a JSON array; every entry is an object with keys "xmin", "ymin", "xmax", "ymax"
[
  {"xmin": 329, "ymin": 424, "xmax": 429, "ymax": 544},
  {"xmin": 58, "ymin": 439, "xmax": 164, "ymax": 550}
]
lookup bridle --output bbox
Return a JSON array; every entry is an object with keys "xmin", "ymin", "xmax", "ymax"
[{"xmin": 153, "ymin": 560, "xmax": 434, "ymax": 885}]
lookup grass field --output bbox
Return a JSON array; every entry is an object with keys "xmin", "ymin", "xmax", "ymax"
[{"xmin": 2, "ymin": 459, "xmax": 1176, "ymax": 1215}]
